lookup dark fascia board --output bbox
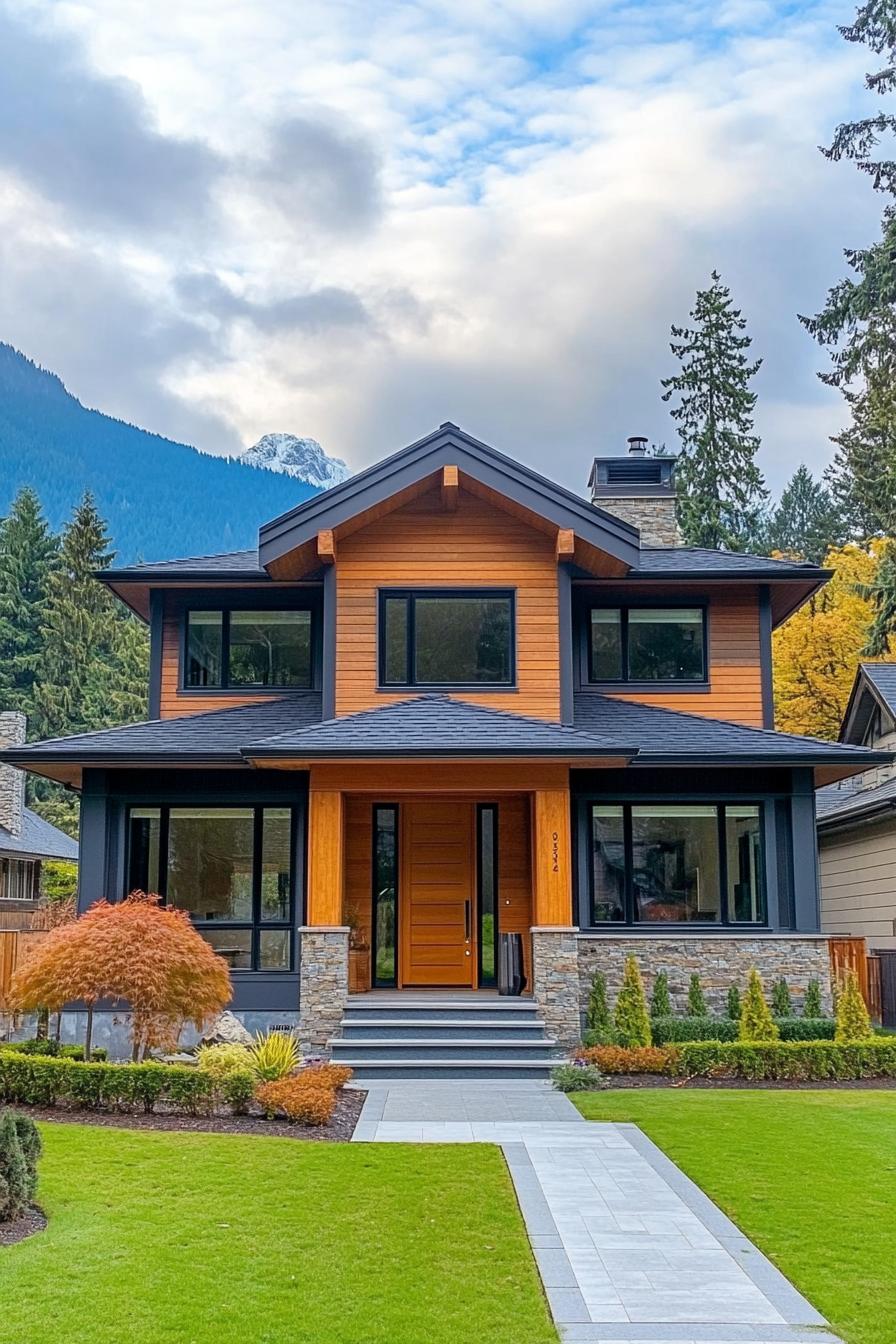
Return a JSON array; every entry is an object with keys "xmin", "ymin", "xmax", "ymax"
[
  {"xmin": 818, "ymin": 795, "xmax": 896, "ymax": 833},
  {"xmin": 257, "ymin": 423, "xmax": 642, "ymax": 572},
  {"xmin": 242, "ymin": 745, "xmax": 637, "ymax": 761},
  {"xmin": 0, "ymin": 750, "xmax": 252, "ymax": 769},
  {"xmin": 839, "ymin": 665, "xmax": 896, "ymax": 744},
  {"xmin": 632, "ymin": 748, "xmax": 893, "ymax": 768},
  {"xmin": 577, "ymin": 569, "xmax": 830, "ymax": 629}
]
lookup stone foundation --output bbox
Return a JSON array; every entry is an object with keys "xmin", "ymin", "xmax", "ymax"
[
  {"xmin": 531, "ymin": 927, "xmax": 581, "ymax": 1049},
  {"xmin": 297, "ymin": 926, "xmax": 349, "ymax": 1057},
  {"xmin": 577, "ymin": 934, "xmax": 833, "ymax": 1020}
]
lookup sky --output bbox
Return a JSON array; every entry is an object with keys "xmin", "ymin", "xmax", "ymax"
[{"xmin": 0, "ymin": 0, "xmax": 884, "ymax": 494}]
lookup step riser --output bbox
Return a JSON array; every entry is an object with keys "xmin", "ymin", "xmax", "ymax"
[
  {"xmin": 344, "ymin": 1008, "xmax": 539, "ymax": 1023},
  {"xmin": 334, "ymin": 1044, "xmax": 559, "ymax": 1062},
  {"xmin": 340, "ymin": 1024, "xmax": 546, "ymax": 1040},
  {"xmin": 347, "ymin": 1064, "xmax": 555, "ymax": 1080}
]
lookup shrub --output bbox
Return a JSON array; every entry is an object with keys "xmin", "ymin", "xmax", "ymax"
[
  {"xmin": 650, "ymin": 971, "xmax": 672, "ymax": 1020},
  {"xmin": 254, "ymin": 1076, "xmax": 336, "ymax": 1125},
  {"xmin": 673, "ymin": 1039, "xmax": 896, "ymax": 1081},
  {"xmin": 1, "ymin": 1040, "xmax": 106, "ymax": 1061},
  {"xmin": 551, "ymin": 1062, "xmax": 603, "ymax": 1092},
  {"xmin": 771, "ymin": 978, "xmax": 792, "ymax": 1016},
  {"xmin": 726, "ymin": 984, "xmax": 742, "ymax": 1020},
  {"xmin": 219, "ymin": 1068, "xmax": 255, "ymax": 1113},
  {"xmin": 196, "ymin": 1043, "xmax": 253, "ymax": 1082},
  {"xmin": 739, "ymin": 968, "xmax": 779, "ymax": 1042},
  {"xmin": 803, "ymin": 978, "xmax": 823, "ymax": 1018},
  {"xmin": 300, "ymin": 1064, "xmax": 353, "ymax": 1091},
  {"xmin": 835, "ymin": 969, "xmax": 873, "ymax": 1042},
  {"xmin": 775, "ymin": 1017, "xmax": 836, "ymax": 1041},
  {"xmin": 580, "ymin": 1045, "xmax": 676, "ymax": 1075},
  {"xmin": 586, "ymin": 970, "xmax": 614, "ymax": 1040},
  {"xmin": 686, "ymin": 973, "xmax": 707, "ymax": 1017},
  {"xmin": 614, "ymin": 955, "xmax": 652, "ymax": 1047},
  {"xmin": 249, "ymin": 1031, "xmax": 299, "ymax": 1081},
  {"xmin": 0, "ymin": 1050, "xmax": 215, "ymax": 1114},
  {"xmin": 651, "ymin": 1015, "xmax": 737, "ymax": 1044},
  {"xmin": 0, "ymin": 1109, "xmax": 31, "ymax": 1222},
  {"xmin": 12, "ymin": 1113, "xmax": 41, "ymax": 1201}
]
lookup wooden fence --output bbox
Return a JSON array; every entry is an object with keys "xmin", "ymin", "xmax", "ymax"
[
  {"xmin": 829, "ymin": 936, "xmax": 882, "ymax": 1022},
  {"xmin": 0, "ymin": 930, "xmax": 47, "ymax": 1012}
]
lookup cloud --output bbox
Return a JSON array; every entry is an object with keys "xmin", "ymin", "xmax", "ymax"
[
  {"xmin": 174, "ymin": 271, "xmax": 371, "ymax": 333},
  {"xmin": 257, "ymin": 115, "xmax": 383, "ymax": 233}
]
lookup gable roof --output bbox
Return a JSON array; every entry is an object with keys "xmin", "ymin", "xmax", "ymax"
[
  {"xmin": 0, "ymin": 808, "xmax": 78, "ymax": 863},
  {"xmin": 839, "ymin": 663, "xmax": 896, "ymax": 744},
  {"xmin": 817, "ymin": 772, "xmax": 896, "ymax": 830}
]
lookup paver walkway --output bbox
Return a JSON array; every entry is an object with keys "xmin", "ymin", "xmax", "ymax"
[{"xmin": 353, "ymin": 1082, "xmax": 843, "ymax": 1344}]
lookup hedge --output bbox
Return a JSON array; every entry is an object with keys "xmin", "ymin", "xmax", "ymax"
[
  {"xmin": 673, "ymin": 1039, "xmax": 896, "ymax": 1081},
  {"xmin": 2, "ymin": 1040, "xmax": 108, "ymax": 1062},
  {"xmin": 0, "ymin": 1051, "xmax": 215, "ymax": 1113},
  {"xmin": 651, "ymin": 1015, "xmax": 836, "ymax": 1044}
]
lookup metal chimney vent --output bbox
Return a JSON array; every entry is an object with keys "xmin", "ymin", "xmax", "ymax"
[{"xmin": 605, "ymin": 458, "xmax": 664, "ymax": 486}]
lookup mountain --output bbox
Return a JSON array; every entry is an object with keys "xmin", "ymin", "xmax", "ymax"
[
  {"xmin": 0, "ymin": 345, "xmax": 322, "ymax": 563},
  {"xmin": 241, "ymin": 433, "xmax": 350, "ymax": 488}
]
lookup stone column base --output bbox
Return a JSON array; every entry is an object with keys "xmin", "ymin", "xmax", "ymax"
[
  {"xmin": 531, "ymin": 926, "xmax": 581, "ymax": 1050},
  {"xmin": 297, "ymin": 926, "xmax": 349, "ymax": 1058}
]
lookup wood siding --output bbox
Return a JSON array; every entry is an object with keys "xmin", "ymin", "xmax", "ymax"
[
  {"xmin": 820, "ymin": 817, "xmax": 896, "ymax": 951},
  {"xmin": 334, "ymin": 485, "xmax": 561, "ymax": 719}
]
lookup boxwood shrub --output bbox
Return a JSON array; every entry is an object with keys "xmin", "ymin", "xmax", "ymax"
[
  {"xmin": 774, "ymin": 1017, "xmax": 836, "ymax": 1041},
  {"xmin": 2, "ymin": 1040, "xmax": 108, "ymax": 1061},
  {"xmin": 674, "ymin": 1039, "xmax": 896, "ymax": 1081},
  {"xmin": 0, "ymin": 1051, "xmax": 215, "ymax": 1113},
  {"xmin": 651, "ymin": 1016, "xmax": 738, "ymax": 1044}
]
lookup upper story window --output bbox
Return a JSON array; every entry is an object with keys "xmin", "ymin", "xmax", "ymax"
[
  {"xmin": 379, "ymin": 589, "xmax": 515, "ymax": 688},
  {"xmin": 185, "ymin": 609, "xmax": 313, "ymax": 690},
  {"xmin": 588, "ymin": 606, "xmax": 706, "ymax": 684}
]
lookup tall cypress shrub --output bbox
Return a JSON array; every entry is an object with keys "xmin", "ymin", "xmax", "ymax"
[{"xmin": 614, "ymin": 956, "xmax": 652, "ymax": 1047}]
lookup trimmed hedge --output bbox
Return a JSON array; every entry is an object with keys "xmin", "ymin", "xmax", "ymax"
[
  {"xmin": 2, "ymin": 1040, "xmax": 108, "ymax": 1061},
  {"xmin": 0, "ymin": 1051, "xmax": 214, "ymax": 1113},
  {"xmin": 674, "ymin": 1039, "xmax": 896, "ymax": 1081},
  {"xmin": 775, "ymin": 1017, "xmax": 836, "ymax": 1042},
  {"xmin": 651, "ymin": 1015, "xmax": 836, "ymax": 1044}
]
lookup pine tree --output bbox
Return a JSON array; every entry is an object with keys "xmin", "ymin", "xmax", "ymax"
[
  {"xmin": 834, "ymin": 969, "xmax": 874, "ymax": 1041},
  {"xmin": 661, "ymin": 271, "xmax": 768, "ymax": 550},
  {"xmin": 739, "ymin": 968, "xmax": 780, "ymax": 1042},
  {"xmin": 586, "ymin": 970, "xmax": 614, "ymax": 1041},
  {"xmin": 765, "ymin": 466, "xmax": 846, "ymax": 563},
  {"xmin": 650, "ymin": 970, "xmax": 672, "ymax": 1019},
  {"xmin": 726, "ymin": 983, "xmax": 742, "ymax": 1021},
  {"xmin": 829, "ymin": 365, "xmax": 896, "ymax": 537},
  {"xmin": 686, "ymin": 973, "xmax": 707, "ymax": 1016},
  {"xmin": 0, "ymin": 488, "xmax": 58, "ymax": 714},
  {"xmin": 614, "ymin": 955, "xmax": 652, "ymax": 1047}
]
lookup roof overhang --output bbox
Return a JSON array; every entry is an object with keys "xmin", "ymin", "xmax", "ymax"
[
  {"xmin": 587, "ymin": 570, "xmax": 832, "ymax": 628},
  {"xmin": 839, "ymin": 665, "xmax": 896, "ymax": 744},
  {"xmin": 242, "ymin": 750, "xmax": 635, "ymax": 769}
]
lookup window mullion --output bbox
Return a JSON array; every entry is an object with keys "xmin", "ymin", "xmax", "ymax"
[
  {"xmin": 252, "ymin": 807, "xmax": 263, "ymax": 969},
  {"xmin": 221, "ymin": 610, "xmax": 231, "ymax": 689},
  {"xmin": 407, "ymin": 595, "xmax": 415, "ymax": 685},
  {"xmin": 621, "ymin": 609, "xmax": 629, "ymax": 682},
  {"xmin": 623, "ymin": 803, "xmax": 634, "ymax": 924},
  {"xmin": 717, "ymin": 805, "xmax": 729, "ymax": 925},
  {"xmin": 159, "ymin": 807, "xmax": 170, "ymax": 903}
]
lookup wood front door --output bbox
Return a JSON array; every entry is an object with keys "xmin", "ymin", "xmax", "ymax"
[{"xmin": 401, "ymin": 799, "xmax": 475, "ymax": 987}]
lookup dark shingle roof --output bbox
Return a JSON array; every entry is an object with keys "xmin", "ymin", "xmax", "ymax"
[
  {"xmin": 860, "ymin": 663, "xmax": 896, "ymax": 717},
  {"xmin": 246, "ymin": 695, "xmax": 637, "ymax": 760},
  {"xmin": 636, "ymin": 547, "xmax": 823, "ymax": 576},
  {"xmin": 0, "ymin": 808, "xmax": 78, "ymax": 862},
  {"xmin": 817, "ymin": 772, "xmax": 896, "ymax": 827},
  {"xmin": 100, "ymin": 549, "xmax": 266, "ymax": 580},
  {"xmin": 573, "ymin": 694, "xmax": 887, "ymax": 766}
]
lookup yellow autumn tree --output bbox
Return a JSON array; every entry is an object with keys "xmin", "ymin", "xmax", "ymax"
[{"xmin": 773, "ymin": 541, "xmax": 894, "ymax": 739}]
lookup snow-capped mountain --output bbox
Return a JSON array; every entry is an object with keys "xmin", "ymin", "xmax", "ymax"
[{"xmin": 241, "ymin": 433, "xmax": 350, "ymax": 489}]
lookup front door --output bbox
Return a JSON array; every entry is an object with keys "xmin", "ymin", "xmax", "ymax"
[{"xmin": 401, "ymin": 799, "xmax": 475, "ymax": 987}]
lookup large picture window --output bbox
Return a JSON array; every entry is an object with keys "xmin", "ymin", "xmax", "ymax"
[
  {"xmin": 587, "ymin": 606, "xmax": 706, "ymax": 683},
  {"xmin": 185, "ymin": 608, "xmax": 313, "ymax": 690},
  {"xmin": 589, "ymin": 802, "xmax": 764, "ymax": 926},
  {"xmin": 126, "ymin": 804, "xmax": 296, "ymax": 970},
  {"xmin": 379, "ymin": 590, "xmax": 515, "ymax": 687}
]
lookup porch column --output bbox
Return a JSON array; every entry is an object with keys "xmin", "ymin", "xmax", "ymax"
[
  {"xmin": 531, "ymin": 787, "xmax": 580, "ymax": 1049},
  {"xmin": 298, "ymin": 787, "xmax": 349, "ymax": 1058}
]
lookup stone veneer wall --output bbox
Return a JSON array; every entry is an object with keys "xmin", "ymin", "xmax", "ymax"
[
  {"xmin": 297, "ymin": 926, "xmax": 349, "ymax": 1057},
  {"xmin": 531, "ymin": 927, "xmax": 582, "ymax": 1049},
  {"xmin": 594, "ymin": 497, "xmax": 681, "ymax": 547},
  {"xmin": 0, "ymin": 710, "xmax": 26, "ymax": 837},
  {"xmin": 577, "ymin": 934, "xmax": 833, "ymax": 1018}
]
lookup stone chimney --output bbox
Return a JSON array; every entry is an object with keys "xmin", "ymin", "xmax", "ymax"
[
  {"xmin": 588, "ymin": 436, "xmax": 681, "ymax": 547},
  {"xmin": 0, "ymin": 711, "xmax": 26, "ymax": 837}
]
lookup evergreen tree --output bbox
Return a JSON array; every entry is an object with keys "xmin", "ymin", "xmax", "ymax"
[
  {"xmin": 771, "ymin": 978, "xmax": 792, "ymax": 1016},
  {"xmin": 613, "ymin": 955, "xmax": 652, "ymax": 1047},
  {"xmin": 803, "ymin": 978, "xmax": 823, "ymax": 1018},
  {"xmin": 726, "ymin": 983, "xmax": 742, "ymax": 1021},
  {"xmin": 586, "ymin": 970, "xmax": 614, "ymax": 1042},
  {"xmin": 686, "ymin": 973, "xmax": 707, "ymax": 1016},
  {"xmin": 650, "ymin": 970, "xmax": 672, "ymax": 1019},
  {"xmin": 0, "ymin": 488, "xmax": 57, "ymax": 713},
  {"xmin": 828, "ymin": 365, "xmax": 896, "ymax": 537},
  {"xmin": 661, "ymin": 271, "xmax": 768, "ymax": 550},
  {"xmin": 765, "ymin": 466, "xmax": 846, "ymax": 563},
  {"xmin": 834, "ymin": 969, "xmax": 874, "ymax": 1041},
  {"xmin": 865, "ymin": 539, "xmax": 896, "ymax": 654},
  {"xmin": 738, "ymin": 968, "xmax": 780, "ymax": 1042}
]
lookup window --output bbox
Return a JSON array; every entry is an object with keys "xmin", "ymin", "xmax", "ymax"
[
  {"xmin": 372, "ymin": 806, "xmax": 398, "ymax": 988},
  {"xmin": 126, "ymin": 804, "xmax": 296, "ymax": 970},
  {"xmin": 589, "ymin": 802, "xmax": 765, "ymax": 926},
  {"xmin": 379, "ymin": 590, "xmax": 514, "ymax": 687},
  {"xmin": 0, "ymin": 858, "xmax": 39, "ymax": 901},
  {"xmin": 477, "ymin": 805, "xmax": 498, "ymax": 987},
  {"xmin": 185, "ymin": 609, "xmax": 313, "ymax": 689},
  {"xmin": 587, "ymin": 606, "xmax": 706, "ymax": 683}
]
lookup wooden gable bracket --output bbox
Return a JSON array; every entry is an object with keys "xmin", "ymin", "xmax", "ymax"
[
  {"xmin": 317, "ymin": 530, "xmax": 337, "ymax": 564},
  {"xmin": 555, "ymin": 528, "xmax": 575, "ymax": 562},
  {"xmin": 440, "ymin": 465, "xmax": 459, "ymax": 511}
]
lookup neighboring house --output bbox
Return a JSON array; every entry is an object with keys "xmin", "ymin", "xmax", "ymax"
[
  {"xmin": 0, "ymin": 711, "xmax": 78, "ymax": 913},
  {"xmin": 0, "ymin": 425, "xmax": 886, "ymax": 1066},
  {"xmin": 817, "ymin": 664, "xmax": 896, "ymax": 953}
]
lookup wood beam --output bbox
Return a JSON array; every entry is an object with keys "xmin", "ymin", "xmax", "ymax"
[
  {"xmin": 555, "ymin": 528, "xmax": 575, "ymax": 561},
  {"xmin": 317, "ymin": 529, "xmax": 337, "ymax": 565},
  {"xmin": 440, "ymin": 465, "xmax": 459, "ymax": 511},
  {"xmin": 531, "ymin": 787, "xmax": 573, "ymax": 925},
  {"xmin": 306, "ymin": 789, "xmax": 344, "ymax": 924}
]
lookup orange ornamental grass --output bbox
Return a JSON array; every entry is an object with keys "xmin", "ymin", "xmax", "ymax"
[{"xmin": 10, "ymin": 892, "xmax": 232, "ymax": 1060}]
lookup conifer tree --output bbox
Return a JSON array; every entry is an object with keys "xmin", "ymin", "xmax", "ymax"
[
  {"xmin": 586, "ymin": 970, "xmax": 614, "ymax": 1041},
  {"xmin": 650, "ymin": 970, "xmax": 672, "ymax": 1019},
  {"xmin": 726, "ymin": 983, "xmax": 742, "ymax": 1021},
  {"xmin": 738, "ymin": 968, "xmax": 780, "ymax": 1042},
  {"xmin": 686, "ymin": 973, "xmax": 707, "ymax": 1016},
  {"xmin": 803, "ymin": 978, "xmax": 823, "ymax": 1018},
  {"xmin": 765, "ymin": 466, "xmax": 846, "ymax": 563},
  {"xmin": 661, "ymin": 271, "xmax": 768, "ymax": 550},
  {"xmin": 771, "ymin": 978, "xmax": 792, "ymax": 1016},
  {"xmin": 0, "ymin": 488, "xmax": 58, "ymax": 713},
  {"xmin": 834, "ymin": 969, "xmax": 874, "ymax": 1041},
  {"xmin": 614, "ymin": 955, "xmax": 652, "ymax": 1047}
]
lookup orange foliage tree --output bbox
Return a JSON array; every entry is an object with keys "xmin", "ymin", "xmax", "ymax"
[{"xmin": 11, "ymin": 892, "xmax": 232, "ymax": 1060}]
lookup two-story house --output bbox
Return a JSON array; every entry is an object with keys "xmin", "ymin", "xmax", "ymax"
[{"xmin": 3, "ymin": 424, "xmax": 885, "ymax": 1070}]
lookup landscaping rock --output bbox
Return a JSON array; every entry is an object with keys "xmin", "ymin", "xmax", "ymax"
[{"xmin": 201, "ymin": 1012, "xmax": 253, "ymax": 1047}]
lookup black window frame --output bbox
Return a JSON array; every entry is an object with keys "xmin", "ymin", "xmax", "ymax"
[
  {"xmin": 125, "ymin": 802, "xmax": 298, "ymax": 972},
  {"xmin": 180, "ymin": 595, "xmax": 320, "ymax": 694},
  {"xmin": 377, "ymin": 587, "xmax": 517, "ymax": 690},
  {"xmin": 371, "ymin": 803, "xmax": 399, "ymax": 990},
  {"xmin": 587, "ymin": 800, "xmax": 767, "ymax": 928},
  {"xmin": 476, "ymin": 803, "xmax": 499, "ymax": 988},
  {"xmin": 584, "ymin": 601, "xmax": 709, "ymax": 687}
]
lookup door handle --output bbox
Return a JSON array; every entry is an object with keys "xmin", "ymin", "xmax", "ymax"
[{"xmin": 464, "ymin": 899, "xmax": 471, "ymax": 941}]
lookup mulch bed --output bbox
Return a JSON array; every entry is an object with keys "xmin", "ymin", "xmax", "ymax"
[
  {"xmin": 0, "ymin": 1206, "xmax": 46, "ymax": 1247},
  {"xmin": 7, "ymin": 1089, "xmax": 366, "ymax": 1141},
  {"xmin": 599, "ymin": 1075, "xmax": 896, "ymax": 1090}
]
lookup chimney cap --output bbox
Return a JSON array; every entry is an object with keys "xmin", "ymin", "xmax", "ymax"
[{"xmin": 627, "ymin": 435, "xmax": 649, "ymax": 455}]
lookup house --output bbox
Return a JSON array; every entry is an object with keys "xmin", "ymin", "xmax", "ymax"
[
  {"xmin": 1, "ymin": 424, "xmax": 886, "ymax": 1069},
  {"xmin": 0, "ymin": 711, "xmax": 78, "ymax": 913}
]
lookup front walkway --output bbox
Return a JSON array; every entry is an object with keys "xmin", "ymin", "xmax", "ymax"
[{"xmin": 352, "ymin": 1082, "xmax": 842, "ymax": 1344}]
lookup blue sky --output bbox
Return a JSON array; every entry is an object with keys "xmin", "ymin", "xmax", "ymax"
[{"xmin": 0, "ymin": 0, "xmax": 882, "ymax": 493}]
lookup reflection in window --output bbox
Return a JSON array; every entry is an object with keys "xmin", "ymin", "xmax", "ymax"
[
  {"xmin": 590, "ymin": 610, "xmax": 623, "ymax": 681},
  {"xmin": 127, "ymin": 807, "xmax": 161, "ymax": 894},
  {"xmin": 200, "ymin": 928, "xmax": 252, "ymax": 970},
  {"xmin": 478, "ymin": 806, "xmax": 497, "ymax": 986},
  {"xmin": 186, "ymin": 612, "xmax": 223, "ymax": 687},
  {"xmin": 260, "ymin": 808, "xmax": 291, "ymax": 922},
  {"xmin": 725, "ymin": 806, "xmax": 762, "ymax": 923},
  {"xmin": 587, "ymin": 607, "xmax": 705, "ymax": 682},
  {"xmin": 631, "ymin": 805, "xmax": 720, "ymax": 923},
  {"xmin": 184, "ymin": 609, "xmax": 313, "ymax": 690},
  {"xmin": 373, "ymin": 806, "xmax": 398, "ymax": 988},
  {"xmin": 379, "ymin": 591, "xmax": 513, "ymax": 687},
  {"xmin": 591, "ymin": 806, "xmax": 625, "ymax": 923},
  {"xmin": 167, "ymin": 808, "xmax": 254, "ymax": 922}
]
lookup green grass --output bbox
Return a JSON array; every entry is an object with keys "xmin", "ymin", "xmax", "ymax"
[
  {"xmin": 573, "ymin": 1089, "xmax": 896, "ymax": 1344},
  {"xmin": 1, "ymin": 1123, "xmax": 557, "ymax": 1344}
]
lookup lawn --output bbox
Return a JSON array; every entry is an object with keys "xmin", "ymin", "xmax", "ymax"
[
  {"xmin": 0, "ymin": 1122, "xmax": 557, "ymax": 1344},
  {"xmin": 573, "ymin": 1089, "xmax": 896, "ymax": 1344}
]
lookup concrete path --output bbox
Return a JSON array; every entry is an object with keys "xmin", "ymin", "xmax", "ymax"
[{"xmin": 352, "ymin": 1082, "xmax": 843, "ymax": 1344}]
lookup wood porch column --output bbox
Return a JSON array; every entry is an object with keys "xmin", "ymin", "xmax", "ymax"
[
  {"xmin": 306, "ymin": 788, "xmax": 344, "ymax": 925},
  {"xmin": 531, "ymin": 787, "xmax": 573, "ymax": 925}
]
